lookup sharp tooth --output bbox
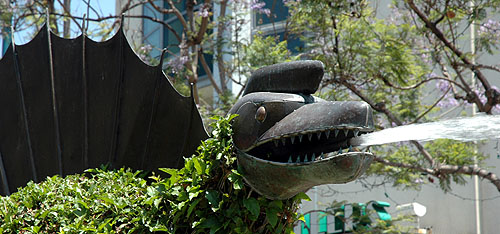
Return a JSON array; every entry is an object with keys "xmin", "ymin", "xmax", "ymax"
[
  {"xmin": 317, "ymin": 132, "xmax": 322, "ymax": 140},
  {"xmin": 311, "ymin": 153, "xmax": 316, "ymax": 161},
  {"xmin": 298, "ymin": 135, "xmax": 303, "ymax": 142},
  {"xmin": 290, "ymin": 136, "xmax": 295, "ymax": 144},
  {"xmin": 281, "ymin": 138, "xmax": 286, "ymax": 146},
  {"xmin": 274, "ymin": 140, "xmax": 279, "ymax": 147},
  {"xmin": 334, "ymin": 129, "xmax": 339, "ymax": 137},
  {"xmin": 308, "ymin": 133, "xmax": 313, "ymax": 141},
  {"xmin": 344, "ymin": 129, "xmax": 349, "ymax": 137},
  {"xmin": 325, "ymin": 130, "xmax": 330, "ymax": 139},
  {"xmin": 288, "ymin": 156, "xmax": 293, "ymax": 163},
  {"xmin": 353, "ymin": 129, "xmax": 360, "ymax": 137},
  {"xmin": 296, "ymin": 155, "xmax": 301, "ymax": 163},
  {"xmin": 349, "ymin": 145, "xmax": 353, "ymax": 152},
  {"xmin": 338, "ymin": 148, "xmax": 343, "ymax": 154},
  {"xmin": 304, "ymin": 154, "xmax": 308, "ymax": 162}
]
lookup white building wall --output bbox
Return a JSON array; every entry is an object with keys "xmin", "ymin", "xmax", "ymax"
[{"xmin": 115, "ymin": 0, "xmax": 143, "ymax": 49}]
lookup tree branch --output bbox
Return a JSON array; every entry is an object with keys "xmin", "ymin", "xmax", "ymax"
[
  {"xmin": 410, "ymin": 86, "xmax": 451, "ymax": 124},
  {"xmin": 198, "ymin": 48, "xmax": 223, "ymax": 95},
  {"xmin": 378, "ymin": 74, "xmax": 467, "ymax": 91},
  {"xmin": 405, "ymin": 0, "xmax": 499, "ymax": 113},
  {"xmin": 374, "ymin": 156, "xmax": 500, "ymax": 192},
  {"xmin": 455, "ymin": 63, "xmax": 500, "ymax": 73},
  {"xmin": 191, "ymin": 1, "xmax": 212, "ymax": 45}
]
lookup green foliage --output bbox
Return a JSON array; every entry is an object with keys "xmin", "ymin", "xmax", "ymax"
[
  {"xmin": 0, "ymin": 115, "xmax": 305, "ymax": 233},
  {"xmin": 0, "ymin": 169, "xmax": 159, "ymax": 233},
  {"xmin": 424, "ymin": 139, "xmax": 487, "ymax": 191},
  {"xmin": 237, "ymin": 33, "xmax": 300, "ymax": 77},
  {"xmin": 151, "ymin": 114, "xmax": 303, "ymax": 233},
  {"xmin": 368, "ymin": 139, "xmax": 485, "ymax": 192},
  {"xmin": 289, "ymin": 1, "xmax": 429, "ymax": 116}
]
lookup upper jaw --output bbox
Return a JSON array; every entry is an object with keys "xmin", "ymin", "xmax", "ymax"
[{"xmin": 244, "ymin": 101, "xmax": 374, "ymax": 164}]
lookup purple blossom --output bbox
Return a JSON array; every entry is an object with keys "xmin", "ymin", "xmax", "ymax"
[
  {"xmin": 479, "ymin": 19, "xmax": 500, "ymax": 34},
  {"xmin": 137, "ymin": 44, "xmax": 153, "ymax": 61},
  {"xmin": 251, "ymin": 0, "xmax": 271, "ymax": 16},
  {"xmin": 196, "ymin": 6, "xmax": 210, "ymax": 18},
  {"xmin": 437, "ymin": 96, "xmax": 459, "ymax": 108},
  {"xmin": 387, "ymin": 4, "xmax": 404, "ymax": 24},
  {"xmin": 167, "ymin": 56, "xmax": 189, "ymax": 74},
  {"xmin": 434, "ymin": 79, "xmax": 462, "ymax": 108},
  {"xmin": 435, "ymin": 78, "xmax": 450, "ymax": 93},
  {"xmin": 250, "ymin": 0, "xmax": 266, "ymax": 10},
  {"xmin": 478, "ymin": 19, "xmax": 500, "ymax": 42}
]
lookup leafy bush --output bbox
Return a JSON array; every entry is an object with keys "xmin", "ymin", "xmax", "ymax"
[{"xmin": 0, "ymin": 115, "xmax": 306, "ymax": 233}]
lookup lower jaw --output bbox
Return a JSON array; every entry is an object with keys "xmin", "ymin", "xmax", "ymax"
[{"xmin": 237, "ymin": 150, "xmax": 374, "ymax": 200}]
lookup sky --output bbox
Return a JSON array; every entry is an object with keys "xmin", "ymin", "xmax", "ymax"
[{"xmin": 13, "ymin": 0, "xmax": 116, "ymax": 44}]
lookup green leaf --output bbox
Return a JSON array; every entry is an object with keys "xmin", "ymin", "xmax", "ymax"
[
  {"xmin": 159, "ymin": 168, "xmax": 178, "ymax": 176},
  {"xmin": 187, "ymin": 198, "xmax": 202, "ymax": 218},
  {"xmin": 193, "ymin": 158, "xmax": 206, "ymax": 175},
  {"xmin": 205, "ymin": 190, "xmax": 220, "ymax": 211},
  {"xmin": 243, "ymin": 197, "xmax": 260, "ymax": 218},
  {"xmin": 294, "ymin": 192, "xmax": 311, "ymax": 202},
  {"xmin": 266, "ymin": 209, "xmax": 278, "ymax": 227},
  {"xmin": 199, "ymin": 216, "xmax": 221, "ymax": 229},
  {"xmin": 228, "ymin": 172, "xmax": 243, "ymax": 190},
  {"xmin": 270, "ymin": 200, "xmax": 283, "ymax": 209}
]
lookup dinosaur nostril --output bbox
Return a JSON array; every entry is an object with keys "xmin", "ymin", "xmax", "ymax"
[{"xmin": 255, "ymin": 106, "xmax": 267, "ymax": 123}]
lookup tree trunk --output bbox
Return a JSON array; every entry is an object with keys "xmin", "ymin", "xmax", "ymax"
[{"xmin": 63, "ymin": 0, "xmax": 71, "ymax": 38}]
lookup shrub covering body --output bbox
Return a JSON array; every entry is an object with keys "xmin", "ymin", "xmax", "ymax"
[{"xmin": 0, "ymin": 115, "xmax": 306, "ymax": 233}]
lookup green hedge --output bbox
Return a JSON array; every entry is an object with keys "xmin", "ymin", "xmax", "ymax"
[{"xmin": 0, "ymin": 115, "xmax": 307, "ymax": 233}]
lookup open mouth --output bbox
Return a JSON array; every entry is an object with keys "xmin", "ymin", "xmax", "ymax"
[{"xmin": 247, "ymin": 126, "xmax": 373, "ymax": 164}]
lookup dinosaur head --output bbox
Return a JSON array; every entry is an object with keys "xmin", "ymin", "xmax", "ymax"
[{"xmin": 229, "ymin": 61, "xmax": 375, "ymax": 200}]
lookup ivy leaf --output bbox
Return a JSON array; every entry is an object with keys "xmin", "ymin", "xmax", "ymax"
[
  {"xmin": 228, "ymin": 172, "xmax": 243, "ymax": 190},
  {"xmin": 199, "ymin": 216, "xmax": 221, "ymax": 231},
  {"xmin": 243, "ymin": 197, "xmax": 260, "ymax": 218},
  {"xmin": 187, "ymin": 198, "xmax": 202, "ymax": 218},
  {"xmin": 266, "ymin": 209, "xmax": 278, "ymax": 227},
  {"xmin": 294, "ymin": 192, "xmax": 311, "ymax": 202},
  {"xmin": 193, "ymin": 158, "xmax": 206, "ymax": 175},
  {"xmin": 159, "ymin": 168, "xmax": 178, "ymax": 176},
  {"xmin": 205, "ymin": 190, "xmax": 220, "ymax": 211}
]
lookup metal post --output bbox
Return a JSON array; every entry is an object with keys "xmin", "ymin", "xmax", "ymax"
[{"xmin": 470, "ymin": 2, "xmax": 482, "ymax": 233}]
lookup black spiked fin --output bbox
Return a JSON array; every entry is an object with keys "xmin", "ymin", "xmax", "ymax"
[{"xmin": 0, "ymin": 25, "xmax": 208, "ymax": 195}]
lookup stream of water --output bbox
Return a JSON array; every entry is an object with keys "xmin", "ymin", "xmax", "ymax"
[{"xmin": 350, "ymin": 114, "xmax": 500, "ymax": 147}]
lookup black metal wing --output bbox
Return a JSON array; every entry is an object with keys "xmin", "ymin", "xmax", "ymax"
[{"xmin": 0, "ymin": 25, "xmax": 208, "ymax": 195}]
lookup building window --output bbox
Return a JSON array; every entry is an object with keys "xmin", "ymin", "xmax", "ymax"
[
  {"xmin": 142, "ymin": 1, "xmax": 213, "ymax": 78},
  {"xmin": 252, "ymin": 1, "xmax": 304, "ymax": 55},
  {"xmin": 142, "ymin": 1, "xmax": 163, "ymax": 59},
  {"xmin": 255, "ymin": 0, "xmax": 288, "ymax": 27}
]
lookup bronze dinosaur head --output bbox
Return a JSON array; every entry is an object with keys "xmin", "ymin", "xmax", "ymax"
[{"xmin": 229, "ymin": 61, "xmax": 375, "ymax": 199}]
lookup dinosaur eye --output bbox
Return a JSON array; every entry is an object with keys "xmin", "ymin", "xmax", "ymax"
[{"xmin": 255, "ymin": 106, "xmax": 267, "ymax": 123}]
